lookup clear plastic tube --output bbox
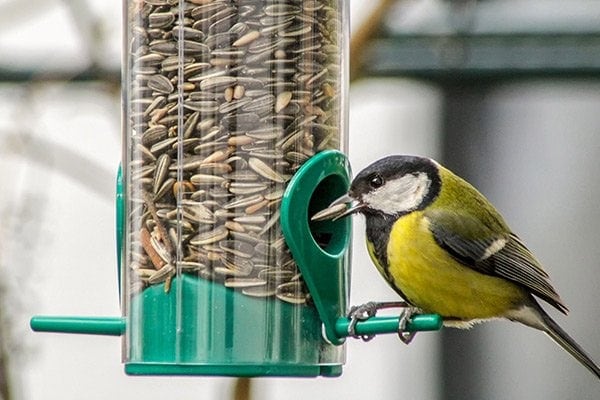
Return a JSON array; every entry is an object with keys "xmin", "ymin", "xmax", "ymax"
[{"xmin": 123, "ymin": 0, "xmax": 348, "ymax": 374}]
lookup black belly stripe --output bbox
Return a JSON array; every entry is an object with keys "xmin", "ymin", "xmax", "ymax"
[{"xmin": 364, "ymin": 213, "xmax": 413, "ymax": 304}]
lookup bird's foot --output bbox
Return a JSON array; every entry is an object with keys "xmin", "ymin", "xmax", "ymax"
[
  {"xmin": 347, "ymin": 301, "xmax": 411, "ymax": 341},
  {"xmin": 347, "ymin": 302, "xmax": 379, "ymax": 341},
  {"xmin": 397, "ymin": 307, "xmax": 418, "ymax": 345}
]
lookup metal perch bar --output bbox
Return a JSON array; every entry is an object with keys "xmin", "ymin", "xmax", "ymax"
[{"xmin": 335, "ymin": 314, "xmax": 442, "ymax": 338}]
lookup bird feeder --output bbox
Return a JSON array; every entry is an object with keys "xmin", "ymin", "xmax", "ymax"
[{"xmin": 30, "ymin": 0, "xmax": 441, "ymax": 377}]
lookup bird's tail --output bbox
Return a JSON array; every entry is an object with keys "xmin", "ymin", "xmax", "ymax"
[{"xmin": 537, "ymin": 306, "xmax": 600, "ymax": 380}]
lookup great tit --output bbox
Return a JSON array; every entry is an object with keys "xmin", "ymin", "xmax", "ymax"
[{"xmin": 313, "ymin": 155, "xmax": 600, "ymax": 379}]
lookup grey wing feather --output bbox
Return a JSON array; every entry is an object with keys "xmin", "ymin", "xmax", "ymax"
[{"xmin": 425, "ymin": 210, "xmax": 568, "ymax": 314}]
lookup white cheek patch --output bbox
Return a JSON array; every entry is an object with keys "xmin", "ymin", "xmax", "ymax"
[{"xmin": 363, "ymin": 172, "xmax": 431, "ymax": 215}]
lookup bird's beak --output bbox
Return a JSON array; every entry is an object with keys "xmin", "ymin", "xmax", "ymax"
[{"xmin": 311, "ymin": 193, "xmax": 364, "ymax": 221}]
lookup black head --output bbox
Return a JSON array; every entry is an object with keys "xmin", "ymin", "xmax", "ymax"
[{"xmin": 349, "ymin": 155, "xmax": 441, "ymax": 217}]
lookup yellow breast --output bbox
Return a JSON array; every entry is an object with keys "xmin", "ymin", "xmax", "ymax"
[{"xmin": 386, "ymin": 212, "xmax": 526, "ymax": 321}]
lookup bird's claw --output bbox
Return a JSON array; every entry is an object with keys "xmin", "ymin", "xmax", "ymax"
[
  {"xmin": 397, "ymin": 307, "xmax": 417, "ymax": 345},
  {"xmin": 346, "ymin": 302, "xmax": 419, "ymax": 344},
  {"xmin": 347, "ymin": 301, "xmax": 414, "ymax": 342},
  {"xmin": 347, "ymin": 301, "xmax": 381, "ymax": 341},
  {"xmin": 348, "ymin": 301, "xmax": 381, "ymax": 320}
]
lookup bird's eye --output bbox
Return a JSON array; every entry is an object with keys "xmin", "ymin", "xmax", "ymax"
[{"xmin": 369, "ymin": 174, "xmax": 384, "ymax": 188}]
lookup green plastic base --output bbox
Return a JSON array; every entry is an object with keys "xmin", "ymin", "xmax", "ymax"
[
  {"xmin": 125, "ymin": 362, "xmax": 342, "ymax": 377},
  {"xmin": 126, "ymin": 275, "xmax": 343, "ymax": 376}
]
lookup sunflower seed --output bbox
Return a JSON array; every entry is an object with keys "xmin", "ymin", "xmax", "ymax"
[
  {"xmin": 153, "ymin": 153, "xmax": 171, "ymax": 194},
  {"xmin": 222, "ymin": 194, "xmax": 264, "ymax": 209},
  {"xmin": 200, "ymin": 76, "xmax": 238, "ymax": 91},
  {"xmin": 219, "ymin": 240, "xmax": 255, "ymax": 258},
  {"xmin": 148, "ymin": 264, "xmax": 175, "ymax": 285},
  {"xmin": 149, "ymin": 40, "xmax": 178, "ymax": 55},
  {"xmin": 141, "ymin": 125, "xmax": 168, "ymax": 146},
  {"xmin": 264, "ymin": 4, "xmax": 301, "ymax": 16},
  {"xmin": 183, "ymin": 100, "xmax": 219, "ymax": 113},
  {"xmin": 248, "ymin": 157, "xmax": 286, "ymax": 183},
  {"xmin": 311, "ymin": 202, "xmax": 347, "ymax": 222},
  {"xmin": 275, "ymin": 91, "xmax": 293, "ymax": 112},
  {"xmin": 233, "ymin": 30, "xmax": 260, "ymax": 47},
  {"xmin": 172, "ymin": 26, "xmax": 205, "ymax": 42},
  {"xmin": 154, "ymin": 177, "xmax": 175, "ymax": 200},
  {"xmin": 190, "ymin": 174, "xmax": 227, "ymax": 186},
  {"xmin": 259, "ymin": 268, "xmax": 295, "ymax": 283},
  {"xmin": 182, "ymin": 202, "xmax": 215, "ymax": 224},
  {"xmin": 219, "ymin": 98, "xmax": 252, "ymax": 114},
  {"xmin": 150, "ymin": 137, "xmax": 177, "ymax": 154},
  {"xmin": 190, "ymin": 225, "xmax": 228, "ymax": 246},
  {"xmin": 150, "ymin": 234, "xmax": 172, "ymax": 264},
  {"xmin": 276, "ymin": 281, "xmax": 307, "ymax": 304},
  {"xmin": 242, "ymin": 285, "xmax": 277, "ymax": 297},
  {"xmin": 176, "ymin": 261, "xmax": 206, "ymax": 272},
  {"xmin": 228, "ymin": 182, "xmax": 268, "ymax": 195},
  {"xmin": 149, "ymin": 12, "xmax": 175, "ymax": 29},
  {"xmin": 225, "ymin": 278, "xmax": 267, "ymax": 288},
  {"xmin": 233, "ymin": 85, "xmax": 245, "ymax": 99},
  {"xmin": 197, "ymin": 162, "xmax": 232, "ymax": 174},
  {"xmin": 234, "ymin": 215, "xmax": 266, "ymax": 224},
  {"xmin": 217, "ymin": 256, "xmax": 253, "ymax": 276}
]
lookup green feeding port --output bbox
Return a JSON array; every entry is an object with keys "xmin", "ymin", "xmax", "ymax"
[
  {"xmin": 308, "ymin": 173, "xmax": 350, "ymax": 256},
  {"xmin": 281, "ymin": 150, "xmax": 352, "ymax": 346}
]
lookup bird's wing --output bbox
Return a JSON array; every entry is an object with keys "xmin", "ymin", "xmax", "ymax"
[{"xmin": 424, "ymin": 208, "xmax": 568, "ymax": 314}]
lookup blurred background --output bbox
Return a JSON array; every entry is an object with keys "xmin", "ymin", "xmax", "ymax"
[{"xmin": 1, "ymin": 0, "xmax": 599, "ymax": 399}]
